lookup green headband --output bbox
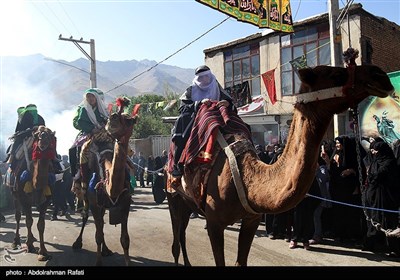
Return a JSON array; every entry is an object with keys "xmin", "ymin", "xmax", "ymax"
[
  {"xmin": 85, "ymin": 88, "xmax": 103, "ymax": 96},
  {"xmin": 21, "ymin": 105, "xmax": 38, "ymax": 124}
]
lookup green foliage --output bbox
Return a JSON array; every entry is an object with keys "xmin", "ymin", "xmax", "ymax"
[{"xmin": 124, "ymin": 93, "xmax": 180, "ymax": 139}]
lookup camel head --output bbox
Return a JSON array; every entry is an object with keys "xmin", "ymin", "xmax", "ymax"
[
  {"xmin": 105, "ymin": 97, "xmax": 137, "ymax": 141},
  {"xmin": 32, "ymin": 125, "xmax": 56, "ymax": 191},
  {"xmin": 33, "ymin": 125, "xmax": 56, "ymax": 152},
  {"xmin": 298, "ymin": 65, "xmax": 394, "ymax": 99},
  {"xmin": 105, "ymin": 112, "xmax": 137, "ymax": 141}
]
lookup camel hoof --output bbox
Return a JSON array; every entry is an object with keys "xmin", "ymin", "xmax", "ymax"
[
  {"xmin": 72, "ymin": 240, "xmax": 83, "ymax": 250},
  {"xmin": 37, "ymin": 254, "xmax": 51, "ymax": 261},
  {"xmin": 27, "ymin": 245, "xmax": 36, "ymax": 253},
  {"xmin": 11, "ymin": 242, "xmax": 21, "ymax": 250},
  {"xmin": 101, "ymin": 248, "xmax": 113, "ymax": 257}
]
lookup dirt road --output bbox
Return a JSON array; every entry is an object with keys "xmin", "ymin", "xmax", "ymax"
[{"xmin": 1, "ymin": 187, "xmax": 399, "ymax": 269}]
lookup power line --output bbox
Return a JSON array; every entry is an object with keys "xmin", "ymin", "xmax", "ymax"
[
  {"xmin": 105, "ymin": 16, "xmax": 230, "ymax": 94},
  {"xmin": 44, "ymin": 57, "xmax": 90, "ymax": 74},
  {"xmin": 43, "ymin": 1, "xmax": 73, "ymax": 36},
  {"xmin": 57, "ymin": 0, "xmax": 81, "ymax": 36}
]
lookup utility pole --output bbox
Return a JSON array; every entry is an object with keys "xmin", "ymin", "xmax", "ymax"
[
  {"xmin": 58, "ymin": 35, "xmax": 97, "ymax": 88},
  {"xmin": 329, "ymin": 0, "xmax": 343, "ymax": 138}
]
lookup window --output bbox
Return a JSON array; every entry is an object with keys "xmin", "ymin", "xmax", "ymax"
[
  {"xmin": 280, "ymin": 25, "xmax": 331, "ymax": 96},
  {"xmin": 361, "ymin": 37, "xmax": 373, "ymax": 64},
  {"xmin": 224, "ymin": 43, "xmax": 260, "ymax": 99}
]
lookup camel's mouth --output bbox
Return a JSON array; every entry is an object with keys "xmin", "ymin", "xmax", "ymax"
[
  {"xmin": 366, "ymin": 83, "xmax": 394, "ymax": 98},
  {"xmin": 364, "ymin": 70, "xmax": 395, "ymax": 98},
  {"xmin": 105, "ymin": 115, "xmax": 121, "ymax": 136},
  {"xmin": 105, "ymin": 122, "xmax": 120, "ymax": 136}
]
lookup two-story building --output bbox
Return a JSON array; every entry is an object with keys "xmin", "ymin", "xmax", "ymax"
[{"xmin": 202, "ymin": 3, "xmax": 400, "ymax": 146}]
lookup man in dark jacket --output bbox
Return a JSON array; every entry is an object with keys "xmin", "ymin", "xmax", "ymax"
[
  {"xmin": 5, "ymin": 104, "xmax": 45, "ymax": 164},
  {"xmin": 170, "ymin": 65, "xmax": 234, "ymax": 178}
]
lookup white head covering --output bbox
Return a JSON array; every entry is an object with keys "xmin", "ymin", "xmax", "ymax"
[
  {"xmin": 81, "ymin": 88, "xmax": 109, "ymax": 129},
  {"xmin": 190, "ymin": 70, "xmax": 220, "ymax": 102}
]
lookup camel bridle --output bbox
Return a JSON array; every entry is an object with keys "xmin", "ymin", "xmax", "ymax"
[{"xmin": 37, "ymin": 130, "xmax": 52, "ymax": 152}]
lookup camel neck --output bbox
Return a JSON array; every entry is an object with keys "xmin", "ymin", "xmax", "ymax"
[
  {"xmin": 242, "ymin": 104, "xmax": 334, "ymax": 213},
  {"xmin": 105, "ymin": 140, "xmax": 129, "ymax": 199}
]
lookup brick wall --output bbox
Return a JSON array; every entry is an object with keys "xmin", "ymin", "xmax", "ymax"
[{"xmin": 361, "ymin": 15, "xmax": 400, "ymax": 73}]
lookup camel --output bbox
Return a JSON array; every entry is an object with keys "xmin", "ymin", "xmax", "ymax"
[
  {"xmin": 71, "ymin": 98, "xmax": 137, "ymax": 266},
  {"xmin": 7, "ymin": 125, "xmax": 56, "ymax": 261},
  {"xmin": 166, "ymin": 64, "xmax": 395, "ymax": 266}
]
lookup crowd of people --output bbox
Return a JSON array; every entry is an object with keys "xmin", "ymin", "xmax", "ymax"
[{"xmin": 255, "ymin": 136, "xmax": 400, "ymax": 258}]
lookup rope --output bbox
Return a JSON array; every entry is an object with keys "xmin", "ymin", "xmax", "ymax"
[
  {"xmin": 128, "ymin": 158, "xmax": 165, "ymax": 175},
  {"xmin": 306, "ymin": 193, "xmax": 400, "ymax": 237},
  {"xmin": 305, "ymin": 193, "xmax": 400, "ymax": 214}
]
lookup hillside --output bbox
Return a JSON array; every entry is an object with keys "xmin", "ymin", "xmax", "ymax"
[
  {"xmin": 0, "ymin": 54, "xmax": 194, "ymax": 157},
  {"xmin": 1, "ymin": 54, "xmax": 194, "ymax": 107}
]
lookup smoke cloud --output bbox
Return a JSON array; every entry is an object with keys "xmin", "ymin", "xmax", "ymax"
[{"xmin": 0, "ymin": 65, "xmax": 79, "ymax": 160}]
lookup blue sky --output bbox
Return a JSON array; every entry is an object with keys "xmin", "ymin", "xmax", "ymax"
[{"xmin": 0, "ymin": 0, "xmax": 399, "ymax": 69}]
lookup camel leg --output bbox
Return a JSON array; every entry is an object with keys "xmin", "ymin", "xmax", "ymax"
[
  {"xmin": 171, "ymin": 217, "xmax": 181, "ymax": 265},
  {"xmin": 100, "ymin": 207, "xmax": 112, "ymax": 257},
  {"xmin": 72, "ymin": 212, "xmax": 89, "ymax": 250},
  {"xmin": 167, "ymin": 193, "xmax": 192, "ymax": 266},
  {"xmin": 23, "ymin": 196, "xmax": 36, "ymax": 254},
  {"xmin": 37, "ymin": 199, "xmax": 51, "ymax": 261},
  {"xmin": 167, "ymin": 193, "xmax": 181, "ymax": 265},
  {"xmin": 235, "ymin": 215, "xmax": 262, "ymax": 266},
  {"xmin": 206, "ymin": 222, "xmax": 226, "ymax": 266},
  {"xmin": 120, "ymin": 217, "xmax": 130, "ymax": 266},
  {"xmin": 72, "ymin": 199, "xmax": 113, "ymax": 257},
  {"xmin": 120, "ymin": 195, "xmax": 131, "ymax": 266},
  {"xmin": 179, "ymin": 208, "xmax": 192, "ymax": 266},
  {"xmin": 101, "ymin": 240, "xmax": 113, "ymax": 256},
  {"xmin": 12, "ymin": 193, "xmax": 22, "ymax": 249},
  {"xmin": 91, "ymin": 205, "xmax": 105, "ymax": 266}
]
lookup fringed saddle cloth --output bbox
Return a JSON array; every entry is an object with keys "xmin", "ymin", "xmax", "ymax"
[{"xmin": 166, "ymin": 102, "xmax": 252, "ymax": 211}]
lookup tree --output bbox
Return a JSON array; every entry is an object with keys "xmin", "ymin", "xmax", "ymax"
[{"xmin": 118, "ymin": 93, "xmax": 179, "ymax": 139}]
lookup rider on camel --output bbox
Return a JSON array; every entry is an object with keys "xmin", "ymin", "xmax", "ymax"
[
  {"xmin": 170, "ymin": 65, "xmax": 234, "ymax": 183},
  {"xmin": 5, "ymin": 104, "xmax": 45, "ymax": 167},
  {"xmin": 70, "ymin": 88, "xmax": 113, "ymax": 195}
]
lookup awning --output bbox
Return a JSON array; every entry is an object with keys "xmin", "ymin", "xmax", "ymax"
[{"xmin": 238, "ymin": 95, "xmax": 264, "ymax": 115}]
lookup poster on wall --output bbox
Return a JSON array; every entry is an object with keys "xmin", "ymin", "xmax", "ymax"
[{"xmin": 359, "ymin": 71, "xmax": 400, "ymax": 149}]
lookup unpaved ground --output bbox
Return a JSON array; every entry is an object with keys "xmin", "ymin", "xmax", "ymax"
[{"xmin": 0, "ymin": 187, "xmax": 399, "ymax": 269}]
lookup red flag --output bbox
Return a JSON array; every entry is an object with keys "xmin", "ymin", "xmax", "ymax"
[
  {"xmin": 262, "ymin": 69, "xmax": 277, "ymax": 105},
  {"xmin": 131, "ymin": 104, "xmax": 141, "ymax": 117}
]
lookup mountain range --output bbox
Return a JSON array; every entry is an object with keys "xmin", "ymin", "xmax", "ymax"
[{"xmin": 2, "ymin": 54, "xmax": 195, "ymax": 107}]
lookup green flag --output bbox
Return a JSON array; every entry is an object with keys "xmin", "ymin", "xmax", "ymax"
[{"xmin": 289, "ymin": 55, "xmax": 307, "ymax": 73}]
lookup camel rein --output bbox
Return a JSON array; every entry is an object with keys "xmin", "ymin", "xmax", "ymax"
[
  {"xmin": 94, "ymin": 140, "xmax": 128, "ymax": 207},
  {"xmin": 216, "ymin": 130, "xmax": 259, "ymax": 215}
]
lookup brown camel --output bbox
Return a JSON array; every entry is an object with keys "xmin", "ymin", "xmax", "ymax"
[
  {"xmin": 166, "ymin": 65, "xmax": 395, "ymax": 266},
  {"xmin": 72, "ymin": 98, "xmax": 137, "ymax": 266},
  {"xmin": 8, "ymin": 126, "xmax": 56, "ymax": 261}
]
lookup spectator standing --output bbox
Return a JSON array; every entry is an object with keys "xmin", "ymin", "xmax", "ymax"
[
  {"xmin": 363, "ymin": 141, "xmax": 400, "ymax": 257},
  {"xmin": 61, "ymin": 155, "xmax": 75, "ymax": 213},
  {"xmin": 310, "ymin": 152, "xmax": 332, "ymax": 244},
  {"xmin": 136, "ymin": 152, "xmax": 146, "ymax": 188},
  {"xmin": 146, "ymin": 155, "xmax": 155, "ymax": 187},
  {"xmin": 321, "ymin": 135, "xmax": 365, "ymax": 243}
]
